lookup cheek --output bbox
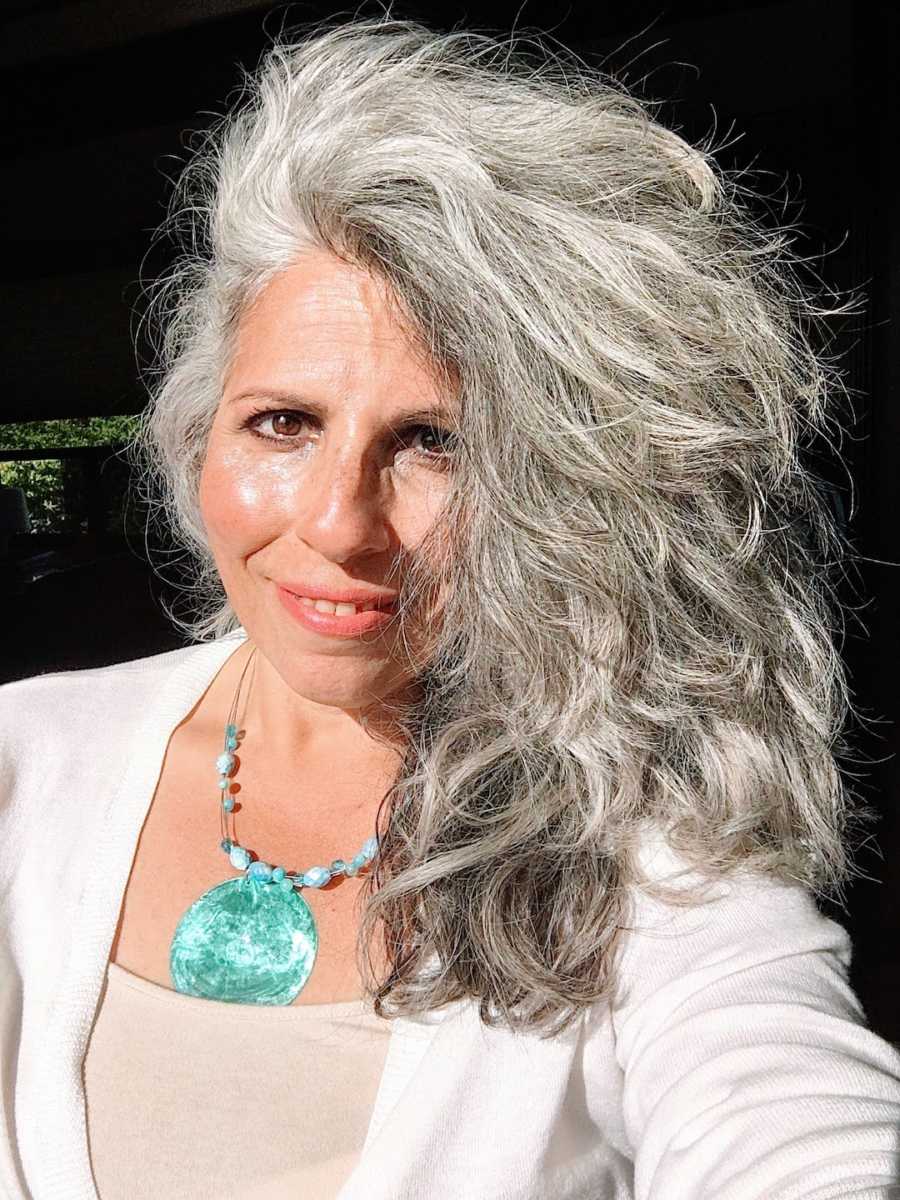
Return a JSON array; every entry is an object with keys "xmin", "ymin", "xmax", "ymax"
[
  {"xmin": 198, "ymin": 446, "xmax": 286, "ymax": 551},
  {"xmin": 395, "ymin": 475, "xmax": 450, "ymax": 547}
]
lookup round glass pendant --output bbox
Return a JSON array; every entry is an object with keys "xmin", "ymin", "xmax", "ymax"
[{"xmin": 170, "ymin": 876, "xmax": 318, "ymax": 1005}]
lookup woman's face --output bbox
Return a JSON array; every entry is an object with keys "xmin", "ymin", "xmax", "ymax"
[{"xmin": 198, "ymin": 248, "xmax": 456, "ymax": 712}]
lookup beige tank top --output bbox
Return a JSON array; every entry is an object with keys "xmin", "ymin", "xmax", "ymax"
[{"xmin": 82, "ymin": 961, "xmax": 392, "ymax": 1200}]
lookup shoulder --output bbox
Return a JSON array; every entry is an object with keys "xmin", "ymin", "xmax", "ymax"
[
  {"xmin": 0, "ymin": 637, "xmax": 240, "ymax": 780},
  {"xmin": 0, "ymin": 635, "xmax": 244, "ymax": 861},
  {"xmin": 603, "ymin": 832, "xmax": 900, "ymax": 1196},
  {"xmin": 0, "ymin": 642, "xmax": 194, "ymax": 746},
  {"xmin": 612, "ymin": 826, "xmax": 857, "ymax": 1019},
  {"xmin": 0, "ymin": 640, "xmax": 195, "ymax": 696}
]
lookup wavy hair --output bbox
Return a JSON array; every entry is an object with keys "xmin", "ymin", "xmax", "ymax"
[{"xmin": 128, "ymin": 14, "xmax": 877, "ymax": 1036}]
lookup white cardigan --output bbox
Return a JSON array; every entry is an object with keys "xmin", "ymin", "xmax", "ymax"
[{"xmin": 2, "ymin": 629, "xmax": 899, "ymax": 1200}]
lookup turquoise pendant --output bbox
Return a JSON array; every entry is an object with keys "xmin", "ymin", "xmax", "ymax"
[{"xmin": 170, "ymin": 876, "xmax": 318, "ymax": 1005}]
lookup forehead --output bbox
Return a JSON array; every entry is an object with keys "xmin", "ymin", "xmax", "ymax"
[{"xmin": 225, "ymin": 250, "xmax": 449, "ymax": 402}]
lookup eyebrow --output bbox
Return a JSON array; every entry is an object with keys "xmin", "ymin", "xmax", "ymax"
[{"xmin": 227, "ymin": 388, "xmax": 457, "ymax": 427}]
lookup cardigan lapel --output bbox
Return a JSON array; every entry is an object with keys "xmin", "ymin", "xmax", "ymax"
[
  {"xmin": 25, "ymin": 636, "xmax": 246, "ymax": 1200},
  {"xmin": 337, "ymin": 997, "xmax": 468, "ymax": 1200}
]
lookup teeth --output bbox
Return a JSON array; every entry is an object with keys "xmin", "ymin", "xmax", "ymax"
[
  {"xmin": 295, "ymin": 595, "xmax": 379, "ymax": 615},
  {"xmin": 318, "ymin": 599, "xmax": 356, "ymax": 616}
]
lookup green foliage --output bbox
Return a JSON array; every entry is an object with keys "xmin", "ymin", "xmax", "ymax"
[
  {"xmin": 0, "ymin": 414, "xmax": 139, "ymax": 452},
  {"xmin": 0, "ymin": 416, "xmax": 141, "ymax": 536}
]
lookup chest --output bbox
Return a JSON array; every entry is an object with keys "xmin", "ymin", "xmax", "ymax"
[{"xmin": 108, "ymin": 726, "xmax": 391, "ymax": 1005}]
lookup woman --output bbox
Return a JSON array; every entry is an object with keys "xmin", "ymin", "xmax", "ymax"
[{"xmin": 2, "ymin": 14, "xmax": 899, "ymax": 1200}]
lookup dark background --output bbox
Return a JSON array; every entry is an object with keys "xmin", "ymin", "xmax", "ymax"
[{"xmin": 1, "ymin": 0, "xmax": 898, "ymax": 1047}]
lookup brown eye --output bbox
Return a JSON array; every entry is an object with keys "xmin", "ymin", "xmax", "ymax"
[
  {"xmin": 270, "ymin": 412, "xmax": 305, "ymax": 437},
  {"xmin": 417, "ymin": 427, "xmax": 444, "ymax": 455},
  {"xmin": 411, "ymin": 425, "xmax": 459, "ymax": 460},
  {"xmin": 241, "ymin": 408, "xmax": 312, "ymax": 443}
]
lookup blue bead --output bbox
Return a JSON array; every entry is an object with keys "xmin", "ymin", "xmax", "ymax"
[
  {"xmin": 345, "ymin": 862, "xmax": 359, "ymax": 877},
  {"xmin": 226, "ymin": 736, "xmax": 238, "ymax": 751},
  {"xmin": 223, "ymin": 795, "xmax": 234, "ymax": 812},
  {"xmin": 220, "ymin": 838, "xmax": 232, "ymax": 852},
  {"xmin": 218, "ymin": 778, "xmax": 229, "ymax": 790},
  {"xmin": 229, "ymin": 845, "xmax": 251, "ymax": 870},
  {"xmin": 351, "ymin": 852, "xmax": 367, "ymax": 869},
  {"xmin": 247, "ymin": 861, "xmax": 273, "ymax": 882},
  {"xmin": 361, "ymin": 837, "xmax": 379, "ymax": 860},
  {"xmin": 271, "ymin": 866, "xmax": 285, "ymax": 882},
  {"xmin": 215, "ymin": 751, "xmax": 235, "ymax": 775},
  {"xmin": 226, "ymin": 723, "xmax": 237, "ymax": 738},
  {"xmin": 301, "ymin": 866, "xmax": 331, "ymax": 888},
  {"xmin": 330, "ymin": 859, "xmax": 347, "ymax": 874}
]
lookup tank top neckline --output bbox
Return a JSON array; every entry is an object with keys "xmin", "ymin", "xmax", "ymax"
[{"xmin": 105, "ymin": 959, "xmax": 380, "ymax": 1021}]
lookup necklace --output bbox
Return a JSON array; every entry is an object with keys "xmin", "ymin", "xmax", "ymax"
[{"xmin": 169, "ymin": 645, "xmax": 379, "ymax": 1005}]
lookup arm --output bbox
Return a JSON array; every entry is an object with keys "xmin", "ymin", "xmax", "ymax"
[{"xmin": 611, "ymin": 860, "xmax": 900, "ymax": 1199}]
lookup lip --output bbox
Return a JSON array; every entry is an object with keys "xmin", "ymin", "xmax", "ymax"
[
  {"xmin": 276, "ymin": 585, "xmax": 398, "ymax": 639},
  {"xmin": 277, "ymin": 580, "xmax": 398, "ymax": 607}
]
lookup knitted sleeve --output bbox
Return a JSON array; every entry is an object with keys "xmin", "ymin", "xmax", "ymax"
[{"xmin": 610, "ymin": 861, "xmax": 900, "ymax": 1199}]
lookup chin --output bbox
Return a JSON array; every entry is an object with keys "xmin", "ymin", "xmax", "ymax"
[{"xmin": 276, "ymin": 644, "xmax": 406, "ymax": 705}]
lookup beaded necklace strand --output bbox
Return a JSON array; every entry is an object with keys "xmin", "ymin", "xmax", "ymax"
[{"xmin": 169, "ymin": 644, "xmax": 379, "ymax": 1005}]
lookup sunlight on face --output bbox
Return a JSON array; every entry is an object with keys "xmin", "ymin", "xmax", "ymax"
[{"xmin": 198, "ymin": 248, "xmax": 456, "ymax": 710}]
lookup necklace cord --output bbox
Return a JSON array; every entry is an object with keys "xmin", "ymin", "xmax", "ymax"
[
  {"xmin": 216, "ymin": 642, "xmax": 380, "ymax": 890},
  {"xmin": 169, "ymin": 638, "xmax": 380, "ymax": 1003}
]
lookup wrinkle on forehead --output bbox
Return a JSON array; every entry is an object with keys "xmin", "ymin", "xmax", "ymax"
[{"xmin": 225, "ymin": 249, "xmax": 455, "ymax": 408}]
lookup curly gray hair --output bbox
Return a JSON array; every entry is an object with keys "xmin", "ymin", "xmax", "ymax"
[{"xmin": 128, "ymin": 15, "xmax": 875, "ymax": 1035}]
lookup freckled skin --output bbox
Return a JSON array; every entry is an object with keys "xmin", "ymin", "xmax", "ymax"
[{"xmin": 198, "ymin": 248, "xmax": 452, "ymax": 751}]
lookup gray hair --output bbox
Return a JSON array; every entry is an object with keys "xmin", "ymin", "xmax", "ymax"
[{"xmin": 128, "ymin": 15, "xmax": 877, "ymax": 1035}]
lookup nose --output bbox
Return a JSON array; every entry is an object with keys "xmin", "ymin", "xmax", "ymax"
[{"xmin": 288, "ymin": 432, "xmax": 392, "ymax": 564}]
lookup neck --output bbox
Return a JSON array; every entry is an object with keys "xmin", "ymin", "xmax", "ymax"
[{"xmin": 227, "ymin": 638, "xmax": 417, "ymax": 763}]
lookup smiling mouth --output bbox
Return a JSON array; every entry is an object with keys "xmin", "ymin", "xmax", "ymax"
[{"xmin": 284, "ymin": 591, "xmax": 398, "ymax": 617}]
